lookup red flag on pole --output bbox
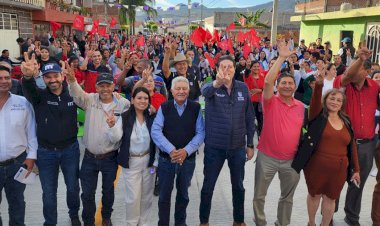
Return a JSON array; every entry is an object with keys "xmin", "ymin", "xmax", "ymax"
[
  {"xmin": 243, "ymin": 43, "xmax": 251, "ymax": 59},
  {"xmin": 212, "ymin": 29, "xmax": 220, "ymax": 43},
  {"xmin": 227, "ymin": 38, "xmax": 234, "ymax": 54},
  {"xmin": 237, "ymin": 31, "xmax": 245, "ymax": 43},
  {"xmin": 98, "ymin": 26, "xmax": 108, "ymax": 38},
  {"xmin": 190, "ymin": 28, "xmax": 204, "ymax": 47},
  {"xmin": 204, "ymin": 52, "xmax": 215, "ymax": 69},
  {"xmin": 109, "ymin": 17, "xmax": 118, "ymax": 28},
  {"xmin": 205, "ymin": 29, "xmax": 213, "ymax": 42},
  {"xmin": 50, "ymin": 21, "xmax": 61, "ymax": 38},
  {"xmin": 91, "ymin": 19, "xmax": 99, "ymax": 34},
  {"xmin": 72, "ymin": 15, "xmax": 84, "ymax": 31},
  {"xmin": 225, "ymin": 22, "xmax": 235, "ymax": 32}
]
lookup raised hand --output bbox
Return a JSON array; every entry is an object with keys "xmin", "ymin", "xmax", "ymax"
[
  {"xmin": 164, "ymin": 40, "xmax": 171, "ymax": 54},
  {"xmin": 356, "ymin": 41, "xmax": 371, "ymax": 61},
  {"xmin": 315, "ymin": 68, "xmax": 326, "ymax": 85},
  {"xmin": 21, "ymin": 52, "xmax": 39, "ymax": 78},
  {"xmin": 124, "ymin": 59, "xmax": 132, "ymax": 71},
  {"xmin": 64, "ymin": 61, "xmax": 76, "ymax": 82},
  {"xmin": 121, "ymin": 47, "xmax": 129, "ymax": 59},
  {"xmin": 105, "ymin": 109, "xmax": 116, "ymax": 128},
  {"xmin": 277, "ymin": 40, "xmax": 296, "ymax": 58},
  {"xmin": 141, "ymin": 66, "xmax": 153, "ymax": 80}
]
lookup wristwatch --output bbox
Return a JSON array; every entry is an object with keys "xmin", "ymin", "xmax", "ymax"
[{"xmin": 247, "ymin": 144, "xmax": 254, "ymax": 149}]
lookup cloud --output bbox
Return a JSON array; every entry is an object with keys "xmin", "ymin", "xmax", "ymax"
[{"xmin": 156, "ymin": 0, "xmax": 173, "ymax": 7}]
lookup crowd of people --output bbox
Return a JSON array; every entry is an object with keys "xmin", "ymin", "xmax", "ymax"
[{"xmin": 0, "ymin": 28, "xmax": 379, "ymax": 226}]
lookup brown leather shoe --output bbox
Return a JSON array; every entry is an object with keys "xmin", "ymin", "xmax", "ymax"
[{"xmin": 233, "ymin": 222, "xmax": 246, "ymax": 226}]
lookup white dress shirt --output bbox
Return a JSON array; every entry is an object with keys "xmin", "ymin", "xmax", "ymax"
[
  {"xmin": 0, "ymin": 93, "xmax": 37, "ymax": 161},
  {"xmin": 129, "ymin": 120, "xmax": 150, "ymax": 155}
]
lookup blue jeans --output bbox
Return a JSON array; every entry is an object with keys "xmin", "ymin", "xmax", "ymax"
[
  {"xmin": 80, "ymin": 152, "xmax": 118, "ymax": 225},
  {"xmin": 199, "ymin": 146, "xmax": 246, "ymax": 224},
  {"xmin": 0, "ymin": 152, "xmax": 27, "ymax": 226},
  {"xmin": 37, "ymin": 141, "xmax": 80, "ymax": 226},
  {"xmin": 158, "ymin": 156, "xmax": 196, "ymax": 226}
]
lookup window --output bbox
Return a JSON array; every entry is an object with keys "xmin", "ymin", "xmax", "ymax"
[{"xmin": 0, "ymin": 13, "xmax": 18, "ymax": 30}]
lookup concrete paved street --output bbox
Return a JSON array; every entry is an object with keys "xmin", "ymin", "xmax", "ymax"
[{"xmin": 0, "ymin": 144, "xmax": 376, "ymax": 226}]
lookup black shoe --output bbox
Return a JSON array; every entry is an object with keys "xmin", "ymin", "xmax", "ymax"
[
  {"xmin": 344, "ymin": 217, "xmax": 361, "ymax": 226},
  {"xmin": 71, "ymin": 216, "xmax": 82, "ymax": 226},
  {"xmin": 102, "ymin": 219, "xmax": 113, "ymax": 226},
  {"xmin": 329, "ymin": 218, "xmax": 333, "ymax": 226}
]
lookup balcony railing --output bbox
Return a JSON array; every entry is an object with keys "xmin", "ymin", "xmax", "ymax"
[{"xmin": 10, "ymin": 0, "xmax": 45, "ymax": 8}]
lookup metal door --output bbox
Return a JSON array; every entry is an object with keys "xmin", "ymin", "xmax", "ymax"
[
  {"xmin": 0, "ymin": 13, "xmax": 20, "ymax": 58},
  {"xmin": 367, "ymin": 23, "xmax": 380, "ymax": 64}
]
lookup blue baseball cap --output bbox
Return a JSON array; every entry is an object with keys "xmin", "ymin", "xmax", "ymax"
[
  {"xmin": 341, "ymin": 37, "xmax": 352, "ymax": 43},
  {"xmin": 41, "ymin": 63, "xmax": 62, "ymax": 76}
]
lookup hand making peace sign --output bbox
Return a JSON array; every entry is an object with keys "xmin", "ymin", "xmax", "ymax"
[{"xmin": 21, "ymin": 52, "xmax": 39, "ymax": 78}]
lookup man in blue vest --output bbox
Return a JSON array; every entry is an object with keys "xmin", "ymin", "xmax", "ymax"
[
  {"xmin": 152, "ymin": 76, "xmax": 205, "ymax": 226},
  {"xmin": 199, "ymin": 55, "xmax": 255, "ymax": 226}
]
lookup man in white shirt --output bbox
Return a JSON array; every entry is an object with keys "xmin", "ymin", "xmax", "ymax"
[
  {"xmin": 0, "ymin": 65, "xmax": 37, "ymax": 225},
  {"xmin": 66, "ymin": 64, "xmax": 129, "ymax": 226}
]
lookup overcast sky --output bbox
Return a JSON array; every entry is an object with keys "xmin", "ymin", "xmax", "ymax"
[{"xmin": 155, "ymin": 0, "xmax": 271, "ymax": 8}]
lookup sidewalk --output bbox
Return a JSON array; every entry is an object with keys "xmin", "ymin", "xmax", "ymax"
[{"xmin": 0, "ymin": 145, "xmax": 376, "ymax": 226}]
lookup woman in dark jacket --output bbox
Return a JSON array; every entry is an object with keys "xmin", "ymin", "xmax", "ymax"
[
  {"xmin": 292, "ymin": 71, "xmax": 360, "ymax": 226},
  {"xmin": 117, "ymin": 87, "xmax": 157, "ymax": 225}
]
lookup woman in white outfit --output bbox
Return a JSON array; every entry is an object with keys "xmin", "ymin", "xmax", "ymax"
[
  {"xmin": 117, "ymin": 87, "xmax": 157, "ymax": 226},
  {"xmin": 321, "ymin": 63, "xmax": 337, "ymax": 96}
]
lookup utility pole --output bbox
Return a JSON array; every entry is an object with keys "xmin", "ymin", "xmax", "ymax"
[
  {"xmin": 188, "ymin": 0, "xmax": 191, "ymax": 33},
  {"xmin": 201, "ymin": 0, "xmax": 203, "ymax": 26},
  {"xmin": 270, "ymin": 0, "xmax": 278, "ymax": 44},
  {"xmin": 104, "ymin": 0, "xmax": 109, "ymax": 33}
]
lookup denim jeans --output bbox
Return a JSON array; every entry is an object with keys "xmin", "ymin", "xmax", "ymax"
[
  {"xmin": 158, "ymin": 156, "xmax": 196, "ymax": 226},
  {"xmin": 80, "ymin": 152, "xmax": 118, "ymax": 225},
  {"xmin": 37, "ymin": 141, "xmax": 80, "ymax": 226},
  {"xmin": 199, "ymin": 146, "xmax": 246, "ymax": 224},
  {"xmin": 0, "ymin": 152, "xmax": 27, "ymax": 226}
]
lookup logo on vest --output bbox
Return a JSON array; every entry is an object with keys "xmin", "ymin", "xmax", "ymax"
[
  {"xmin": 237, "ymin": 92, "xmax": 244, "ymax": 101},
  {"xmin": 215, "ymin": 92, "xmax": 225, "ymax": 97}
]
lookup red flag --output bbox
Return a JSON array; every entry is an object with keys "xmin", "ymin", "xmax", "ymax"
[
  {"xmin": 237, "ymin": 31, "xmax": 245, "ymax": 43},
  {"xmin": 190, "ymin": 29, "xmax": 204, "ymax": 47},
  {"xmin": 225, "ymin": 22, "xmax": 235, "ymax": 32},
  {"xmin": 204, "ymin": 52, "xmax": 215, "ymax": 69},
  {"xmin": 98, "ymin": 26, "xmax": 107, "ymax": 38},
  {"xmin": 212, "ymin": 29, "xmax": 220, "ymax": 43},
  {"xmin": 243, "ymin": 43, "xmax": 251, "ymax": 59},
  {"xmin": 91, "ymin": 19, "xmax": 99, "ymax": 34},
  {"xmin": 197, "ymin": 27, "xmax": 207, "ymax": 43},
  {"xmin": 109, "ymin": 17, "xmax": 118, "ymax": 28},
  {"xmin": 205, "ymin": 29, "xmax": 213, "ymax": 42},
  {"xmin": 218, "ymin": 39, "xmax": 229, "ymax": 51},
  {"xmin": 50, "ymin": 21, "xmax": 61, "ymax": 38},
  {"xmin": 228, "ymin": 38, "xmax": 234, "ymax": 54},
  {"xmin": 136, "ymin": 35, "xmax": 145, "ymax": 48},
  {"xmin": 72, "ymin": 15, "xmax": 84, "ymax": 31},
  {"xmin": 246, "ymin": 28, "xmax": 260, "ymax": 49}
]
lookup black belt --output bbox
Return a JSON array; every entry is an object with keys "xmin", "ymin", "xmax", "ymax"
[
  {"xmin": 85, "ymin": 149, "xmax": 117, "ymax": 160},
  {"xmin": 159, "ymin": 151, "xmax": 195, "ymax": 161},
  {"xmin": 356, "ymin": 138, "xmax": 375, "ymax": 145},
  {"xmin": 0, "ymin": 152, "xmax": 26, "ymax": 167}
]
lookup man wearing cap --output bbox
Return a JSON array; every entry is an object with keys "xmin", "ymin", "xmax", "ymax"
[
  {"xmin": 338, "ymin": 37, "xmax": 356, "ymax": 66},
  {"xmin": 66, "ymin": 63, "xmax": 129, "ymax": 226},
  {"xmin": 162, "ymin": 42, "xmax": 201, "ymax": 100},
  {"xmin": 0, "ymin": 64, "xmax": 37, "ymax": 226},
  {"xmin": 21, "ymin": 54, "xmax": 82, "ymax": 226}
]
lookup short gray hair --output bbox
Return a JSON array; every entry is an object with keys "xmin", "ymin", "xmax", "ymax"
[{"xmin": 171, "ymin": 76, "xmax": 190, "ymax": 90}]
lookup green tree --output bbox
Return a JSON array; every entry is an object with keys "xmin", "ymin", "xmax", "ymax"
[
  {"xmin": 118, "ymin": 0, "xmax": 157, "ymax": 35},
  {"xmin": 235, "ymin": 9, "xmax": 269, "ymax": 29}
]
